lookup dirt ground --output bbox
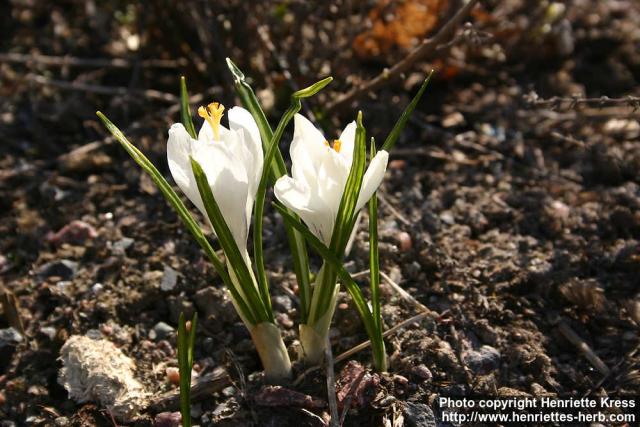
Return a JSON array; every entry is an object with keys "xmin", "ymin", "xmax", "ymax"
[{"xmin": 1, "ymin": 0, "xmax": 639, "ymax": 426}]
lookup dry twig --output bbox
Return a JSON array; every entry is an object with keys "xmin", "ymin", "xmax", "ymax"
[
  {"xmin": 556, "ymin": 319, "xmax": 610, "ymax": 376},
  {"xmin": 525, "ymin": 92, "xmax": 640, "ymax": 111},
  {"xmin": 0, "ymin": 52, "xmax": 185, "ymax": 69},
  {"xmin": 326, "ymin": 0, "xmax": 480, "ymax": 113}
]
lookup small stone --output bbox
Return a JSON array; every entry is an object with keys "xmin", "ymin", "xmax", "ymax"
[
  {"xmin": 271, "ymin": 295, "xmax": 292, "ymax": 312},
  {"xmin": 276, "ymin": 313, "xmax": 294, "ymax": 329},
  {"xmin": 54, "ymin": 416, "xmax": 70, "ymax": 426},
  {"xmin": 40, "ymin": 326, "xmax": 57, "ymax": 340},
  {"xmin": 0, "ymin": 328, "xmax": 23, "ymax": 348},
  {"xmin": 439, "ymin": 211, "xmax": 455, "ymax": 225},
  {"xmin": 411, "ymin": 365, "xmax": 432, "ymax": 382},
  {"xmin": 463, "ymin": 345, "xmax": 501, "ymax": 375},
  {"xmin": 46, "ymin": 220, "xmax": 98, "ymax": 246},
  {"xmin": 403, "ymin": 402, "xmax": 436, "ymax": 427},
  {"xmin": 397, "ymin": 231, "xmax": 412, "ymax": 252},
  {"xmin": 37, "ymin": 260, "xmax": 78, "ymax": 280},
  {"xmin": 112, "ymin": 237, "xmax": 134, "ymax": 253},
  {"xmin": 165, "ymin": 367, "xmax": 180, "ymax": 385},
  {"xmin": 160, "ymin": 266, "xmax": 178, "ymax": 291},
  {"xmin": 154, "ymin": 411, "xmax": 181, "ymax": 427},
  {"xmin": 152, "ymin": 322, "xmax": 175, "ymax": 341},
  {"xmin": 92, "ymin": 283, "xmax": 104, "ymax": 294}
]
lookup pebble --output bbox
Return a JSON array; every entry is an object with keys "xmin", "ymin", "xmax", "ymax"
[
  {"xmin": 40, "ymin": 326, "xmax": 57, "ymax": 340},
  {"xmin": 54, "ymin": 416, "xmax": 70, "ymax": 426},
  {"xmin": 152, "ymin": 322, "xmax": 175, "ymax": 341},
  {"xmin": 160, "ymin": 266, "xmax": 178, "ymax": 291},
  {"xmin": 411, "ymin": 364, "xmax": 433, "ymax": 382},
  {"xmin": 112, "ymin": 237, "xmax": 135, "ymax": 253},
  {"xmin": 403, "ymin": 402, "xmax": 436, "ymax": 427},
  {"xmin": 397, "ymin": 231, "xmax": 412, "ymax": 252},
  {"xmin": 154, "ymin": 411, "xmax": 181, "ymax": 427},
  {"xmin": 46, "ymin": 220, "xmax": 97, "ymax": 246},
  {"xmin": 0, "ymin": 328, "xmax": 23, "ymax": 348},
  {"xmin": 92, "ymin": 283, "xmax": 104, "ymax": 294},
  {"xmin": 271, "ymin": 295, "xmax": 293, "ymax": 312},
  {"xmin": 463, "ymin": 345, "xmax": 501, "ymax": 375},
  {"xmin": 165, "ymin": 367, "xmax": 180, "ymax": 385},
  {"xmin": 37, "ymin": 259, "xmax": 78, "ymax": 280}
]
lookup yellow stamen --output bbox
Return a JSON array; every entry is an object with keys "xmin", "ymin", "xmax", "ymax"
[
  {"xmin": 198, "ymin": 101, "xmax": 225, "ymax": 140},
  {"xmin": 323, "ymin": 139, "xmax": 342, "ymax": 153}
]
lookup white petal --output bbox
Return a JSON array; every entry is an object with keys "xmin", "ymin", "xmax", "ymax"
[
  {"xmin": 192, "ymin": 141, "xmax": 251, "ymax": 253},
  {"xmin": 167, "ymin": 123, "xmax": 206, "ymax": 217},
  {"xmin": 290, "ymin": 114, "xmax": 330, "ymax": 185},
  {"xmin": 316, "ymin": 149, "xmax": 350, "ymax": 221},
  {"xmin": 198, "ymin": 120, "xmax": 233, "ymax": 143},
  {"xmin": 274, "ymin": 176, "xmax": 335, "ymax": 245},
  {"xmin": 337, "ymin": 121, "xmax": 356, "ymax": 164},
  {"xmin": 355, "ymin": 150, "xmax": 389, "ymax": 211}
]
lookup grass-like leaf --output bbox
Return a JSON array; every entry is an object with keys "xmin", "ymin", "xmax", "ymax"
[
  {"xmin": 274, "ymin": 203, "xmax": 386, "ymax": 370},
  {"xmin": 226, "ymin": 57, "xmax": 312, "ymax": 322},
  {"xmin": 253, "ymin": 77, "xmax": 333, "ymax": 323},
  {"xmin": 368, "ymin": 138, "xmax": 382, "ymax": 334},
  {"xmin": 180, "ymin": 76, "xmax": 197, "ymax": 139},
  {"xmin": 190, "ymin": 157, "xmax": 271, "ymax": 324},
  {"xmin": 178, "ymin": 312, "xmax": 197, "ymax": 427},
  {"xmin": 95, "ymin": 112, "xmax": 255, "ymax": 324},
  {"xmin": 381, "ymin": 70, "xmax": 434, "ymax": 152}
]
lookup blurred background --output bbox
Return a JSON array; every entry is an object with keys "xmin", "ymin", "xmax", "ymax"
[{"xmin": 1, "ymin": 0, "xmax": 639, "ymax": 425}]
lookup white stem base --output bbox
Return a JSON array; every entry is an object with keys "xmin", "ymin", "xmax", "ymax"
[{"xmin": 250, "ymin": 322, "xmax": 292, "ymax": 382}]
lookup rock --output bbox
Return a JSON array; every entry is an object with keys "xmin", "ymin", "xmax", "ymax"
[
  {"xmin": 403, "ymin": 402, "xmax": 436, "ymax": 427},
  {"xmin": 397, "ymin": 231, "xmax": 413, "ymax": 252},
  {"xmin": 46, "ymin": 220, "xmax": 98, "ymax": 246},
  {"xmin": 40, "ymin": 326, "xmax": 57, "ymax": 340},
  {"xmin": 463, "ymin": 345, "xmax": 501, "ymax": 375},
  {"xmin": 151, "ymin": 322, "xmax": 175, "ymax": 341},
  {"xmin": 91, "ymin": 283, "xmax": 104, "ymax": 294},
  {"xmin": 0, "ymin": 327, "xmax": 23, "ymax": 348},
  {"xmin": 54, "ymin": 416, "xmax": 70, "ymax": 426},
  {"xmin": 58, "ymin": 335, "xmax": 149, "ymax": 422},
  {"xmin": 160, "ymin": 266, "xmax": 178, "ymax": 292},
  {"xmin": 112, "ymin": 237, "xmax": 135, "ymax": 253},
  {"xmin": 411, "ymin": 365, "xmax": 433, "ymax": 382},
  {"xmin": 37, "ymin": 259, "xmax": 78, "ymax": 280},
  {"xmin": 165, "ymin": 367, "xmax": 180, "ymax": 385},
  {"xmin": 154, "ymin": 411, "xmax": 181, "ymax": 427},
  {"xmin": 271, "ymin": 295, "xmax": 292, "ymax": 312}
]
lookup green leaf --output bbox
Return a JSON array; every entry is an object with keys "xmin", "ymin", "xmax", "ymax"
[
  {"xmin": 368, "ymin": 138, "xmax": 382, "ymax": 335},
  {"xmin": 253, "ymin": 76, "xmax": 333, "ymax": 323},
  {"xmin": 274, "ymin": 203, "xmax": 386, "ymax": 369},
  {"xmin": 381, "ymin": 70, "xmax": 434, "ymax": 152},
  {"xmin": 95, "ymin": 112, "xmax": 255, "ymax": 324},
  {"xmin": 330, "ymin": 111, "xmax": 367, "ymax": 255},
  {"xmin": 178, "ymin": 312, "xmax": 197, "ymax": 427},
  {"xmin": 190, "ymin": 157, "xmax": 271, "ymax": 324},
  {"xmin": 180, "ymin": 76, "xmax": 197, "ymax": 139},
  {"xmin": 226, "ymin": 57, "xmax": 312, "ymax": 323}
]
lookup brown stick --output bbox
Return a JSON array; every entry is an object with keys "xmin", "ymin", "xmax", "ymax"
[
  {"xmin": 525, "ymin": 93, "xmax": 640, "ymax": 111},
  {"xmin": 556, "ymin": 319, "xmax": 610, "ymax": 376},
  {"xmin": 326, "ymin": 0, "xmax": 480, "ymax": 113},
  {"xmin": 25, "ymin": 74, "xmax": 178, "ymax": 103},
  {"xmin": 0, "ymin": 52, "xmax": 185, "ymax": 69}
]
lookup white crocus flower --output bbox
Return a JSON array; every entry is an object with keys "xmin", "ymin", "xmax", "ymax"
[
  {"xmin": 167, "ymin": 102, "xmax": 263, "ymax": 256},
  {"xmin": 274, "ymin": 113, "xmax": 389, "ymax": 245}
]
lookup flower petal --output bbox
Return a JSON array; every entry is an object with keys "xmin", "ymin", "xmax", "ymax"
[
  {"xmin": 192, "ymin": 141, "xmax": 251, "ymax": 253},
  {"xmin": 290, "ymin": 114, "xmax": 330, "ymax": 185},
  {"xmin": 355, "ymin": 150, "xmax": 389, "ymax": 211},
  {"xmin": 274, "ymin": 176, "xmax": 335, "ymax": 245},
  {"xmin": 228, "ymin": 107, "xmax": 263, "ymax": 192},
  {"xmin": 337, "ymin": 121, "xmax": 356, "ymax": 164},
  {"xmin": 167, "ymin": 123, "xmax": 206, "ymax": 216}
]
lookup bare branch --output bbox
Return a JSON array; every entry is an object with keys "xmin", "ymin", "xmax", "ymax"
[
  {"xmin": 0, "ymin": 52, "xmax": 185, "ymax": 69},
  {"xmin": 326, "ymin": 0, "xmax": 480, "ymax": 113}
]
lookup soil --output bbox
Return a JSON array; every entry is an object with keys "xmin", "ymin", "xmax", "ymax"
[{"xmin": 1, "ymin": 0, "xmax": 639, "ymax": 426}]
